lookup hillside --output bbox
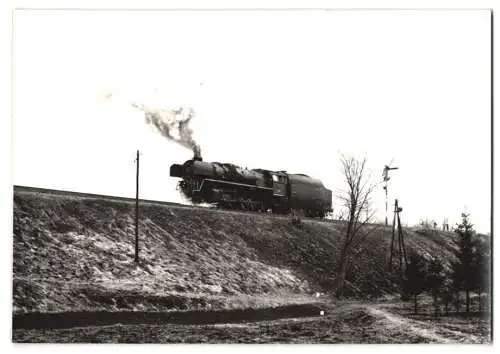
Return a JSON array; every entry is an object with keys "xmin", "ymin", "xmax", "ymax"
[{"xmin": 12, "ymin": 187, "xmax": 458, "ymax": 314}]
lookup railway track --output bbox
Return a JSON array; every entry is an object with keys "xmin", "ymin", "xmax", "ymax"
[
  {"xmin": 13, "ymin": 185, "xmax": 345, "ymax": 226},
  {"xmin": 14, "ymin": 185, "xmax": 187, "ymax": 208}
]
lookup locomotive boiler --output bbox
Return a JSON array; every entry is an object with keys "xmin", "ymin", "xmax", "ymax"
[{"xmin": 170, "ymin": 157, "xmax": 332, "ymax": 218}]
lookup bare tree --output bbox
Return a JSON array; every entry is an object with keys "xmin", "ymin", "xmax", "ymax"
[{"xmin": 334, "ymin": 155, "xmax": 377, "ymax": 298}]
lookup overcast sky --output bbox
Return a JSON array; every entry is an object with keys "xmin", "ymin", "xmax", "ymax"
[{"xmin": 13, "ymin": 9, "xmax": 491, "ymax": 232}]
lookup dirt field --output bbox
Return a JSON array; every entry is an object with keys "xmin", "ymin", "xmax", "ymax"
[{"xmin": 12, "ymin": 301, "xmax": 490, "ymax": 343}]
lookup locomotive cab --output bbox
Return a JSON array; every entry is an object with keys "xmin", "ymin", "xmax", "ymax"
[{"xmin": 271, "ymin": 173, "xmax": 287, "ymax": 197}]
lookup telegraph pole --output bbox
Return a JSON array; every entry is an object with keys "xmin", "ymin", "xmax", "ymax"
[
  {"xmin": 135, "ymin": 150, "xmax": 140, "ymax": 263},
  {"xmin": 389, "ymin": 199, "xmax": 408, "ymax": 281}
]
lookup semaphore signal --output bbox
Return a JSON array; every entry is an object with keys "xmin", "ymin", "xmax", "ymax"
[{"xmin": 382, "ymin": 159, "xmax": 399, "ymax": 226}]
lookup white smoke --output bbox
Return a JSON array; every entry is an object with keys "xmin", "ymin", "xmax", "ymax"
[
  {"xmin": 101, "ymin": 90, "xmax": 201, "ymax": 159},
  {"xmin": 131, "ymin": 102, "xmax": 201, "ymax": 159}
]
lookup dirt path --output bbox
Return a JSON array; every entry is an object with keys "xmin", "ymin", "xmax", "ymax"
[
  {"xmin": 365, "ymin": 305, "xmax": 484, "ymax": 344},
  {"xmin": 13, "ymin": 304, "xmax": 323, "ymax": 330},
  {"xmin": 12, "ymin": 302, "xmax": 489, "ymax": 343}
]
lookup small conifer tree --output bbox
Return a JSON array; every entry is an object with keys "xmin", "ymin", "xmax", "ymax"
[
  {"xmin": 452, "ymin": 213, "xmax": 475, "ymax": 313},
  {"xmin": 403, "ymin": 252, "xmax": 428, "ymax": 314},
  {"xmin": 427, "ymin": 259, "xmax": 445, "ymax": 317}
]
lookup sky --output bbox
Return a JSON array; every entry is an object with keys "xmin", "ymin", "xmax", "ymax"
[{"xmin": 12, "ymin": 9, "xmax": 491, "ymax": 233}]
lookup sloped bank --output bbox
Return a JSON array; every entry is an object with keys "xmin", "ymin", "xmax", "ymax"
[{"xmin": 12, "ymin": 187, "xmax": 457, "ymax": 313}]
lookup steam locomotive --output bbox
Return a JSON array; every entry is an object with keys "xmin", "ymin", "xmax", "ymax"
[{"xmin": 170, "ymin": 157, "xmax": 332, "ymax": 218}]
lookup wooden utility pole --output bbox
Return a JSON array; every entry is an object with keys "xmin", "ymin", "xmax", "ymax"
[
  {"xmin": 135, "ymin": 150, "xmax": 140, "ymax": 263},
  {"xmin": 389, "ymin": 199, "xmax": 408, "ymax": 280}
]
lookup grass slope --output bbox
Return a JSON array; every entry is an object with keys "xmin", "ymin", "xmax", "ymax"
[{"xmin": 12, "ymin": 189, "xmax": 458, "ymax": 313}]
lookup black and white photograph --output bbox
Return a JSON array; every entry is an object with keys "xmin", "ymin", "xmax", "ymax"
[{"xmin": 8, "ymin": 5, "xmax": 492, "ymax": 345}]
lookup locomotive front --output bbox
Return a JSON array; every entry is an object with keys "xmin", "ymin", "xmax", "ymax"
[
  {"xmin": 170, "ymin": 158, "xmax": 271, "ymax": 208},
  {"xmin": 170, "ymin": 159, "xmax": 214, "ymax": 202}
]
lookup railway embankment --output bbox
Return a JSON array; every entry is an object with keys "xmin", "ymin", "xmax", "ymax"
[{"xmin": 13, "ymin": 186, "xmax": 457, "ymax": 314}]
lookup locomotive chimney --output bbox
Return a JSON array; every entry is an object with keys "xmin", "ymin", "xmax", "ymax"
[{"xmin": 193, "ymin": 144, "xmax": 202, "ymax": 161}]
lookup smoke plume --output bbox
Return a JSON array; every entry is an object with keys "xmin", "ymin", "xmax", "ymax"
[
  {"xmin": 100, "ymin": 90, "xmax": 202, "ymax": 159},
  {"xmin": 131, "ymin": 102, "xmax": 202, "ymax": 159}
]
